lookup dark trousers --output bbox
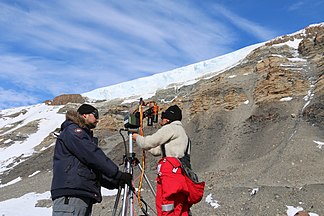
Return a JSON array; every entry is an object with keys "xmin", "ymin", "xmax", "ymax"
[{"xmin": 52, "ymin": 196, "xmax": 93, "ymax": 216}]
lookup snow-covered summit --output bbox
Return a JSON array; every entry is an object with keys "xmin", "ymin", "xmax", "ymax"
[
  {"xmin": 82, "ymin": 22, "xmax": 323, "ymax": 103},
  {"xmin": 82, "ymin": 43, "xmax": 264, "ymax": 102}
]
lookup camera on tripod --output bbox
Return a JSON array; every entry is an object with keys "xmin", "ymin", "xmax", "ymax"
[
  {"xmin": 124, "ymin": 105, "xmax": 159, "ymax": 128},
  {"xmin": 116, "ymin": 100, "xmax": 159, "ymax": 216}
]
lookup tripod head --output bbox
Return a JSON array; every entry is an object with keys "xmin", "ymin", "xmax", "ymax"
[
  {"xmin": 120, "ymin": 98, "xmax": 159, "ymax": 166},
  {"xmin": 124, "ymin": 99, "xmax": 159, "ymax": 129}
]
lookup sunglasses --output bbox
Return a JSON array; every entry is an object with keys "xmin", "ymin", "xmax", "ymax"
[{"xmin": 91, "ymin": 110, "xmax": 99, "ymax": 119}]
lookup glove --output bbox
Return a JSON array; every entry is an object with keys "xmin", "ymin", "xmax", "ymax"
[{"xmin": 119, "ymin": 172, "xmax": 132, "ymax": 187}]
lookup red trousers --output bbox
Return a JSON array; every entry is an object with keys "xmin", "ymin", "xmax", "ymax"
[{"xmin": 155, "ymin": 157, "xmax": 190, "ymax": 216}]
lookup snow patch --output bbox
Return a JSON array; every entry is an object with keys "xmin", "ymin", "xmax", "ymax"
[
  {"xmin": 0, "ymin": 177, "xmax": 22, "ymax": 188},
  {"xmin": 250, "ymin": 188, "xmax": 259, "ymax": 196},
  {"xmin": 280, "ymin": 97, "xmax": 293, "ymax": 101},
  {"xmin": 205, "ymin": 193, "xmax": 220, "ymax": 209},
  {"xmin": 0, "ymin": 192, "xmax": 52, "ymax": 216},
  {"xmin": 313, "ymin": 140, "xmax": 324, "ymax": 149},
  {"xmin": 273, "ymin": 39, "xmax": 303, "ymax": 49},
  {"xmin": 28, "ymin": 171, "xmax": 41, "ymax": 178},
  {"xmin": 286, "ymin": 205, "xmax": 318, "ymax": 216}
]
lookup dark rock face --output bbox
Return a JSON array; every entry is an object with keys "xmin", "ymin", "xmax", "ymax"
[{"xmin": 302, "ymin": 96, "xmax": 324, "ymax": 130}]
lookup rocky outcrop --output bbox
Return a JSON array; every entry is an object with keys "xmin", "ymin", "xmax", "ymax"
[
  {"xmin": 266, "ymin": 24, "xmax": 324, "ymax": 47},
  {"xmin": 0, "ymin": 120, "xmax": 40, "ymax": 148},
  {"xmin": 46, "ymin": 94, "xmax": 85, "ymax": 105},
  {"xmin": 298, "ymin": 25, "xmax": 324, "ymax": 130},
  {"xmin": 253, "ymin": 67, "xmax": 308, "ymax": 104}
]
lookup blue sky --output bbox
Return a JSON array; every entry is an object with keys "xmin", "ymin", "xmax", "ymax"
[{"xmin": 0, "ymin": 0, "xmax": 323, "ymax": 110}]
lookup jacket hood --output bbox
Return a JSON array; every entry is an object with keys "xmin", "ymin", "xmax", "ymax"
[{"xmin": 61, "ymin": 110, "xmax": 86, "ymax": 130}]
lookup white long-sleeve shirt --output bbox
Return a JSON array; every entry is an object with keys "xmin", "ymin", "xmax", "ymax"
[{"xmin": 135, "ymin": 121, "xmax": 188, "ymax": 158}]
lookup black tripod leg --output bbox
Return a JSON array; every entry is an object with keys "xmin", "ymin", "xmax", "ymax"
[{"xmin": 112, "ymin": 186, "xmax": 123, "ymax": 216}]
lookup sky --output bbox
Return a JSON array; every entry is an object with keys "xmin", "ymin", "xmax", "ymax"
[
  {"xmin": 0, "ymin": 103, "xmax": 322, "ymax": 215},
  {"xmin": 0, "ymin": 0, "xmax": 324, "ymax": 110}
]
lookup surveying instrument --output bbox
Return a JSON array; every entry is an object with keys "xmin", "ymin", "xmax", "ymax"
[{"xmin": 112, "ymin": 99, "xmax": 159, "ymax": 216}]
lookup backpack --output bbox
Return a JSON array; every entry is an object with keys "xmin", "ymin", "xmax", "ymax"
[{"xmin": 161, "ymin": 138, "xmax": 205, "ymax": 205}]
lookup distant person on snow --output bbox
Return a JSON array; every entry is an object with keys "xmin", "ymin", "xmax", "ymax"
[
  {"xmin": 51, "ymin": 104, "xmax": 132, "ymax": 216},
  {"xmin": 132, "ymin": 104, "xmax": 193, "ymax": 216}
]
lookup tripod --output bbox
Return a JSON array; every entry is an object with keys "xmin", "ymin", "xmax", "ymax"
[{"xmin": 112, "ymin": 129, "xmax": 156, "ymax": 216}]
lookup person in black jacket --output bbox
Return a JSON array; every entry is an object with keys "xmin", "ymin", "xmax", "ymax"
[{"xmin": 51, "ymin": 104, "xmax": 132, "ymax": 216}]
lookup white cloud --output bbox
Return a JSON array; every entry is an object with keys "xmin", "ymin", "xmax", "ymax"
[
  {"xmin": 288, "ymin": 1, "xmax": 305, "ymax": 11},
  {"xmin": 213, "ymin": 4, "xmax": 277, "ymax": 41},
  {"xmin": 0, "ymin": 87, "xmax": 39, "ymax": 110}
]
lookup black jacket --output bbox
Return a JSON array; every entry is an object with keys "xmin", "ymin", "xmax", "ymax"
[{"xmin": 51, "ymin": 113, "xmax": 121, "ymax": 203}]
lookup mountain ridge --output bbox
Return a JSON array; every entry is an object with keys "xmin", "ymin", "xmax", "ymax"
[
  {"xmin": 81, "ymin": 42, "xmax": 264, "ymax": 102},
  {"xmin": 0, "ymin": 23, "xmax": 323, "ymax": 215}
]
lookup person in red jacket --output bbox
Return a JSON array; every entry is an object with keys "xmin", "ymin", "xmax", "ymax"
[{"xmin": 133, "ymin": 105, "xmax": 191, "ymax": 216}]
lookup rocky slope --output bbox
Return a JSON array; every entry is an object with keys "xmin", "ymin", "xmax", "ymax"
[{"xmin": 0, "ymin": 24, "xmax": 323, "ymax": 215}]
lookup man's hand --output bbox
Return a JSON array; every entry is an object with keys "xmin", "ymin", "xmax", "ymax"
[
  {"xmin": 119, "ymin": 172, "xmax": 132, "ymax": 187},
  {"xmin": 132, "ymin": 133, "xmax": 138, "ymax": 140}
]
